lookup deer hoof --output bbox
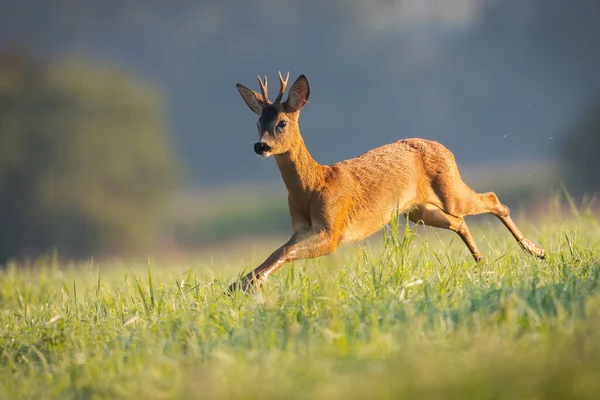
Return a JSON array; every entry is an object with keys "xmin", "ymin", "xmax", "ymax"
[
  {"xmin": 227, "ymin": 275, "xmax": 260, "ymax": 295},
  {"xmin": 520, "ymin": 238, "xmax": 546, "ymax": 260}
]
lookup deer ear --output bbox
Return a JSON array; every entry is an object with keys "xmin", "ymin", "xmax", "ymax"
[
  {"xmin": 284, "ymin": 75, "xmax": 310, "ymax": 112},
  {"xmin": 236, "ymin": 84, "xmax": 264, "ymax": 115}
]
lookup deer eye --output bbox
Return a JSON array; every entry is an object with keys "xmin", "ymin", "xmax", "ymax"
[{"xmin": 277, "ymin": 120, "xmax": 287, "ymax": 129}]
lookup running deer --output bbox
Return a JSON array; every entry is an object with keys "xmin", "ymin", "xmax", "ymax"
[{"xmin": 230, "ymin": 72, "xmax": 545, "ymax": 292}]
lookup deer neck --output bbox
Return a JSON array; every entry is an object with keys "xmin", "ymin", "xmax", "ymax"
[{"xmin": 274, "ymin": 133, "xmax": 323, "ymax": 198}]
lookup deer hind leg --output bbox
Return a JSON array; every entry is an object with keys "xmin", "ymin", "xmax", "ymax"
[
  {"xmin": 444, "ymin": 190, "xmax": 546, "ymax": 260},
  {"xmin": 470, "ymin": 192, "xmax": 545, "ymax": 259},
  {"xmin": 409, "ymin": 204, "xmax": 484, "ymax": 262}
]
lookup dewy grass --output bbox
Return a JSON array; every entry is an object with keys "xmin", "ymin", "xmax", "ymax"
[{"xmin": 1, "ymin": 214, "xmax": 599, "ymax": 399}]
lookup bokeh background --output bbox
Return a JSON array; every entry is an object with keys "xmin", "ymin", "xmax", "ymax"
[{"xmin": 0, "ymin": 0, "xmax": 598, "ymax": 263}]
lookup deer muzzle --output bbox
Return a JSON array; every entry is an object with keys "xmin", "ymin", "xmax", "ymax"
[{"xmin": 254, "ymin": 141, "xmax": 273, "ymax": 156}]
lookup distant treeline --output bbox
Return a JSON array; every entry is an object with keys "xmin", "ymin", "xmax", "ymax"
[
  {"xmin": 559, "ymin": 99, "xmax": 600, "ymax": 195},
  {"xmin": 0, "ymin": 52, "xmax": 180, "ymax": 263}
]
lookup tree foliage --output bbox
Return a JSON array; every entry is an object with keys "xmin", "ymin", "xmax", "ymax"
[
  {"xmin": 558, "ymin": 98, "xmax": 600, "ymax": 195},
  {"xmin": 0, "ymin": 53, "xmax": 179, "ymax": 262}
]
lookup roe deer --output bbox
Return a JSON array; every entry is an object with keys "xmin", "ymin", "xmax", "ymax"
[{"xmin": 231, "ymin": 72, "xmax": 545, "ymax": 292}]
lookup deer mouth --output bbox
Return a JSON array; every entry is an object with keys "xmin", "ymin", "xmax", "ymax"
[{"xmin": 254, "ymin": 142, "xmax": 273, "ymax": 157}]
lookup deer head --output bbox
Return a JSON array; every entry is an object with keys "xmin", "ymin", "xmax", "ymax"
[{"xmin": 236, "ymin": 72, "xmax": 310, "ymax": 157}]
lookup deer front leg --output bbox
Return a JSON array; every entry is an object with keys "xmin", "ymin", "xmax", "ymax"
[{"xmin": 228, "ymin": 230, "xmax": 338, "ymax": 293}]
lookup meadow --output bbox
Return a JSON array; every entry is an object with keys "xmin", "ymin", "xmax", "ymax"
[{"xmin": 1, "ymin": 201, "xmax": 599, "ymax": 399}]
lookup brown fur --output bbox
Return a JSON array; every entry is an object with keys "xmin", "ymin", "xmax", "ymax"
[{"xmin": 231, "ymin": 73, "xmax": 545, "ymax": 292}]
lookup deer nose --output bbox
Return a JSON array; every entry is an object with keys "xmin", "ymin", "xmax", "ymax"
[{"xmin": 254, "ymin": 142, "xmax": 272, "ymax": 155}]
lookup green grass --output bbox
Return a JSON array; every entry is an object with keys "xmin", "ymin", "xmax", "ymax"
[{"xmin": 1, "ymin": 212, "xmax": 600, "ymax": 399}]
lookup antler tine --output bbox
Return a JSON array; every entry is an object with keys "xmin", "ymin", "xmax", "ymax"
[
  {"xmin": 257, "ymin": 75, "xmax": 270, "ymax": 103},
  {"xmin": 275, "ymin": 71, "xmax": 290, "ymax": 104}
]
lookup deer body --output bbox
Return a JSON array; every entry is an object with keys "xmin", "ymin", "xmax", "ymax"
[{"xmin": 232, "ymin": 73, "xmax": 545, "ymax": 291}]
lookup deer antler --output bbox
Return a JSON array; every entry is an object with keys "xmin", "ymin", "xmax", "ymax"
[
  {"xmin": 257, "ymin": 75, "xmax": 270, "ymax": 104},
  {"xmin": 275, "ymin": 71, "xmax": 289, "ymax": 104}
]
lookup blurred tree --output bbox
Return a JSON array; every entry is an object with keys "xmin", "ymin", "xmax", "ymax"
[
  {"xmin": 0, "ymin": 52, "xmax": 179, "ymax": 262},
  {"xmin": 558, "ymin": 98, "xmax": 600, "ymax": 195}
]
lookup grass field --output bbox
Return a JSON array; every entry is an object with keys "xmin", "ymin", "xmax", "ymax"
[{"xmin": 1, "ymin": 207, "xmax": 600, "ymax": 399}]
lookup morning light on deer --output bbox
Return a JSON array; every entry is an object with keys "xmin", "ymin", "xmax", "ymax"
[
  {"xmin": 1, "ymin": 2, "xmax": 599, "ymax": 399},
  {"xmin": 232, "ymin": 72, "xmax": 546, "ymax": 292}
]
